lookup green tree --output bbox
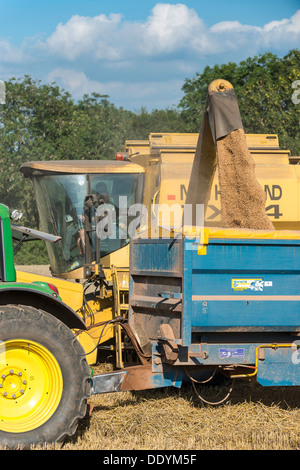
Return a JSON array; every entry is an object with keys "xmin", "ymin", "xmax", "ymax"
[
  {"xmin": 71, "ymin": 93, "xmax": 135, "ymax": 160},
  {"xmin": 0, "ymin": 76, "xmax": 76, "ymax": 227},
  {"xmin": 179, "ymin": 49, "xmax": 300, "ymax": 155},
  {"xmin": 128, "ymin": 107, "xmax": 186, "ymax": 139},
  {"xmin": 0, "ymin": 76, "xmax": 77, "ymax": 263}
]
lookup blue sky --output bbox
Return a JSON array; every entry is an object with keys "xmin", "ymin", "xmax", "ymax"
[{"xmin": 0, "ymin": 1, "xmax": 299, "ymax": 110}]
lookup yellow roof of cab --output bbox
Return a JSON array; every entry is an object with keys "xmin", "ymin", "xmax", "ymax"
[{"xmin": 20, "ymin": 160, "xmax": 145, "ymax": 176}]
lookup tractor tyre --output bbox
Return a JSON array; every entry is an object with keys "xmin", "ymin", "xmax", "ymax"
[{"xmin": 0, "ymin": 304, "xmax": 91, "ymax": 449}]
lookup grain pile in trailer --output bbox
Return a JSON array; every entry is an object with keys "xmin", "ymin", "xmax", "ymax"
[{"xmin": 185, "ymin": 79, "xmax": 274, "ymax": 230}]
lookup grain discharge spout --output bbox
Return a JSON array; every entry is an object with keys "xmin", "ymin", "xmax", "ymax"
[{"xmin": 185, "ymin": 79, "xmax": 274, "ymax": 230}]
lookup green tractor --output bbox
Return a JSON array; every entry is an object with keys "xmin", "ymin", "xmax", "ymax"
[{"xmin": 0, "ymin": 204, "xmax": 91, "ymax": 448}]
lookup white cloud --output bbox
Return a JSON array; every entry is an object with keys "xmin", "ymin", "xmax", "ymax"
[
  {"xmin": 208, "ymin": 10, "xmax": 300, "ymax": 53},
  {"xmin": 143, "ymin": 3, "xmax": 205, "ymax": 54},
  {"xmin": 43, "ymin": 5, "xmax": 300, "ymax": 62},
  {"xmin": 46, "ymin": 13, "xmax": 123, "ymax": 60},
  {"xmin": 263, "ymin": 10, "xmax": 300, "ymax": 48},
  {"xmin": 47, "ymin": 68, "xmax": 183, "ymax": 109},
  {"xmin": 1, "ymin": 4, "xmax": 300, "ymax": 109},
  {"xmin": 264, "ymin": 10, "xmax": 300, "ymax": 33},
  {"xmin": 208, "ymin": 21, "xmax": 262, "ymax": 54},
  {"xmin": 210, "ymin": 20, "xmax": 259, "ymax": 34},
  {"xmin": 47, "ymin": 68, "xmax": 117, "ymax": 96},
  {"xmin": 0, "ymin": 39, "xmax": 24, "ymax": 63},
  {"xmin": 45, "ymin": 4, "xmax": 204, "ymax": 60},
  {"xmin": 263, "ymin": 18, "xmax": 289, "ymax": 33}
]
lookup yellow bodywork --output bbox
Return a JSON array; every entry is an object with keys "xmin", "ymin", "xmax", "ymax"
[
  {"xmin": 16, "ymin": 245, "xmax": 131, "ymax": 366},
  {"xmin": 181, "ymin": 225, "xmax": 300, "ymax": 243},
  {"xmin": 15, "ymin": 270, "xmax": 98, "ymax": 364},
  {"xmin": 16, "ymin": 269, "xmax": 84, "ymax": 311},
  {"xmin": 127, "ymin": 132, "xmax": 300, "ymax": 231}
]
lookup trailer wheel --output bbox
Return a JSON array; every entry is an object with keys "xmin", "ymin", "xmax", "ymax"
[{"xmin": 0, "ymin": 305, "xmax": 91, "ymax": 449}]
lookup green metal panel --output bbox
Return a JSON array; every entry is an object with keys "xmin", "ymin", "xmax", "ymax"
[{"xmin": 0, "ymin": 204, "xmax": 16, "ymax": 282}]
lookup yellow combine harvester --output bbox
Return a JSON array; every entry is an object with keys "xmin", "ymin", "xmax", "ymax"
[
  {"xmin": 19, "ymin": 132, "xmax": 300, "ymax": 367},
  {"xmin": 125, "ymin": 132, "xmax": 300, "ymax": 230}
]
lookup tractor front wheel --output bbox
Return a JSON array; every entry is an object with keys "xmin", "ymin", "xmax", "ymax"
[{"xmin": 0, "ymin": 305, "xmax": 91, "ymax": 449}]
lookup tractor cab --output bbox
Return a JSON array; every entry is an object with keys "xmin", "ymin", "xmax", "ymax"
[{"xmin": 20, "ymin": 160, "xmax": 145, "ymax": 279}]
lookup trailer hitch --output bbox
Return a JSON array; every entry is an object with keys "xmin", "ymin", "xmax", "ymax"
[{"xmin": 158, "ymin": 324, "xmax": 179, "ymax": 363}]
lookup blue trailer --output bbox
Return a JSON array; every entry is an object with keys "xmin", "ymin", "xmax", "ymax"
[
  {"xmin": 91, "ymin": 78, "xmax": 299, "ymax": 405},
  {"xmin": 91, "ymin": 227, "xmax": 300, "ymax": 402}
]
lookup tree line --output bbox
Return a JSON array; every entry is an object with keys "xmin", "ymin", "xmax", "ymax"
[{"xmin": 0, "ymin": 49, "xmax": 298, "ymax": 263}]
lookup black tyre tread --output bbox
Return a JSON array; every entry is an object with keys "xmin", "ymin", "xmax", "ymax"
[
  {"xmin": 0, "ymin": 304, "xmax": 91, "ymax": 448},
  {"xmin": 56, "ymin": 331, "xmax": 91, "ymax": 443}
]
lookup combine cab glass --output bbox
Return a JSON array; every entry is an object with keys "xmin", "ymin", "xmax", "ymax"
[{"xmin": 20, "ymin": 161, "xmax": 145, "ymax": 278}]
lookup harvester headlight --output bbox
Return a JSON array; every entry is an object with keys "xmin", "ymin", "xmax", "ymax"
[{"xmin": 10, "ymin": 209, "xmax": 23, "ymax": 221}]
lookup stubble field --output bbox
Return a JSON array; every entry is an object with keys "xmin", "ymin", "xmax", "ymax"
[{"xmin": 35, "ymin": 380, "xmax": 300, "ymax": 451}]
